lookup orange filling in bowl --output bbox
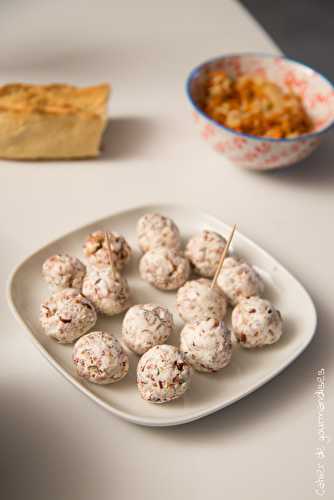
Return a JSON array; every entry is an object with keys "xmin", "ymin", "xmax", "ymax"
[{"xmin": 203, "ymin": 71, "xmax": 313, "ymax": 139}]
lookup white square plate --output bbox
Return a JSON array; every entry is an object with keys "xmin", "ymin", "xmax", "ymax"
[{"xmin": 8, "ymin": 204, "xmax": 317, "ymax": 427}]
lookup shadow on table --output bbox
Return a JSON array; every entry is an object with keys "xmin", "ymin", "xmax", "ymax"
[
  {"xmin": 0, "ymin": 379, "xmax": 119, "ymax": 500},
  {"xmin": 139, "ymin": 295, "xmax": 333, "ymax": 445},
  {"xmin": 254, "ymin": 135, "xmax": 334, "ymax": 187},
  {"xmin": 98, "ymin": 117, "xmax": 160, "ymax": 162}
]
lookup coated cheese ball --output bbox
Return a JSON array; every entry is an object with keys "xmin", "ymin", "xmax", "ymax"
[
  {"xmin": 185, "ymin": 230, "xmax": 227, "ymax": 278},
  {"xmin": 217, "ymin": 256, "xmax": 264, "ymax": 305},
  {"xmin": 180, "ymin": 318, "xmax": 232, "ymax": 372},
  {"xmin": 73, "ymin": 331, "xmax": 129, "ymax": 384},
  {"xmin": 82, "ymin": 266, "xmax": 131, "ymax": 316},
  {"xmin": 122, "ymin": 304, "xmax": 174, "ymax": 355},
  {"xmin": 137, "ymin": 213, "xmax": 181, "ymax": 253},
  {"xmin": 42, "ymin": 254, "xmax": 86, "ymax": 292},
  {"xmin": 139, "ymin": 247, "xmax": 190, "ymax": 290},
  {"xmin": 40, "ymin": 288, "xmax": 97, "ymax": 343},
  {"xmin": 83, "ymin": 230, "xmax": 132, "ymax": 270},
  {"xmin": 232, "ymin": 296, "xmax": 283, "ymax": 348},
  {"xmin": 137, "ymin": 345, "xmax": 192, "ymax": 403},
  {"xmin": 176, "ymin": 278, "xmax": 227, "ymax": 323}
]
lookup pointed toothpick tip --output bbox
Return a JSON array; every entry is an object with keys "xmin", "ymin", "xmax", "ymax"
[
  {"xmin": 210, "ymin": 224, "xmax": 237, "ymax": 289},
  {"xmin": 105, "ymin": 230, "xmax": 116, "ymax": 278}
]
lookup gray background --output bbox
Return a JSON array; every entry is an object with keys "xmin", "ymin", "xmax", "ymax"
[{"xmin": 242, "ymin": 0, "xmax": 334, "ymax": 79}]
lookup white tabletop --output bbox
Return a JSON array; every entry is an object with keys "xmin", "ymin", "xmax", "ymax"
[{"xmin": 1, "ymin": 1, "xmax": 333, "ymax": 499}]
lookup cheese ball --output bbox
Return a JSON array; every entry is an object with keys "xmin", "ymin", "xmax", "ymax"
[
  {"xmin": 217, "ymin": 256, "xmax": 264, "ymax": 305},
  {"xmin": 42, "ymin": 254, "xmax": 86, "ymax": 292},
  {"xmin": 185, "ymin": 230, "xmax": 227, "ymax": 278},
  {"xmin": 73, "ymin": 331, "xmax": 129, "ymax": 384},
  {"xmin": 232, "ymin": 296, "xmax": 283, "ymax": 348},
  {"xmin": 139, "ymin": 247, "xmax": 190, "ymax": 290},
  {"xmin": 137, "ymin": 213, "xmax": 181, "ymax": 253},
  {"xmin": 176, "ymin": 278, "xmax": 227, "ymax": 323},
  {"xmin": 82, "ymin": 266, "xmax": 131, "ymax": 316},
  {"xmin": 40, "ymin": 288, "xmax": 97, "ymax": 343},
  {"xmin": 137, "ymin": 345, "xmax": 192, "ymax": 403},
  {"xmin": 180, "ymin": 318, "xmax": 232, "ymax": 372},
  {"xmin": 83, "ymin": 230, "xmax": 132, "ymax": 270},
  {"xmin": 122, "ymin": 304, "xmax": 174, "ymax": 355}
]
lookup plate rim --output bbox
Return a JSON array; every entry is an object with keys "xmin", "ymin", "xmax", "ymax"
[{"xmin": 7, "ymin": 202, "xmax": 318, "ymax": 427}]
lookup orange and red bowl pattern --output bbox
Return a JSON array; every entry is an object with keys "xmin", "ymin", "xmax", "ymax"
[{"xmin": 186, "ymin": 54, "xmax": 334, "ymax": 170}]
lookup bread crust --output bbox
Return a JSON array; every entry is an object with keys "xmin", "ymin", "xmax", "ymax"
[{"xmin": 0, "ymin": 83, "xmax": 110, "ymax": 159}]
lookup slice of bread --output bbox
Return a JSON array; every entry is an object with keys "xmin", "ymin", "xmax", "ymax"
[{"xmin": 0, "ymin": 83, "xmax": 110, "ymax": 159}]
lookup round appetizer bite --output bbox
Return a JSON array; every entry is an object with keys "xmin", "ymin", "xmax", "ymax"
[
  {"xmin": 185, "ymin": 230, "xmax": 227, "ymax": 278},
  {"xmin": 122, "ymin": 304, "xmax": 174, "ymax": 355},
  {"xmin": 73, "ymin": 331, "xmax": 129, "ymax": 384},
  {"xmin": 139, "ymin": 247, "xmax": 190, "ymax": 290},
  {"xmin": 217, "ymin": 256, "xmax": 264, "ymax": 305},
  {"xmin": 42, "ymin": 254, "xmax": 86, "ymax": 292},
  {"xmin": 83, "ymin": 230, "xmax": 132, "ymax": 270},
  {"xmin": 40, "ymin": 288, "xmax": 97, "ymax": 343},
  {"xmin": 180, "ymin": 318, "xmax": 232, "ymax": 373},
  {"xmin": 232, "ymin": 296, "xmax": 283, "ymax": 348},
  {"xmin": 82, "ymin": 266, "xmax": 131, "ymax": 316},
  {"xmin": 137, "ymin": 213, "xmax": 181, "ymax": 253},
  {"xmin": 137, "ymin": 345, "xmax": 192, "ymax": 403},
  {"xmin": 176, "ymin": 278, "xmax": 227, "ymax": 323}
]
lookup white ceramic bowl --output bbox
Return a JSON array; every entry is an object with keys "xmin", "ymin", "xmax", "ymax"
[{"xmin": 186, "ymin": 53, "xmax": 334, "ymax": 170}]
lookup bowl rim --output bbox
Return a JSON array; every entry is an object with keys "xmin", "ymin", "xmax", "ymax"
[{"xmin": 185, "ymin": 52, "xmax": 334, "ymax": 143}]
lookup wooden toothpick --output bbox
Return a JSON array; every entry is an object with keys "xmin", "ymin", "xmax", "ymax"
[
  {"xmin": 211, "ymin": 224, "xmax": 236, "ymax": 289},
  {"xmin": 105, "ymin": 230, "xmax": 116, "ymax": 278}
]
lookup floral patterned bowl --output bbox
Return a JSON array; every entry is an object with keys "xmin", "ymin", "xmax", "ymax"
[{"xmin": 186, "ymin": 53, "xmax": 334, "ymax": 170}]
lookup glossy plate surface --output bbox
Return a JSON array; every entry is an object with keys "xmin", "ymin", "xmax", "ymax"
[{"xmin": 8, "ymin": 204, "xmax": 317, "ymax": 426}]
